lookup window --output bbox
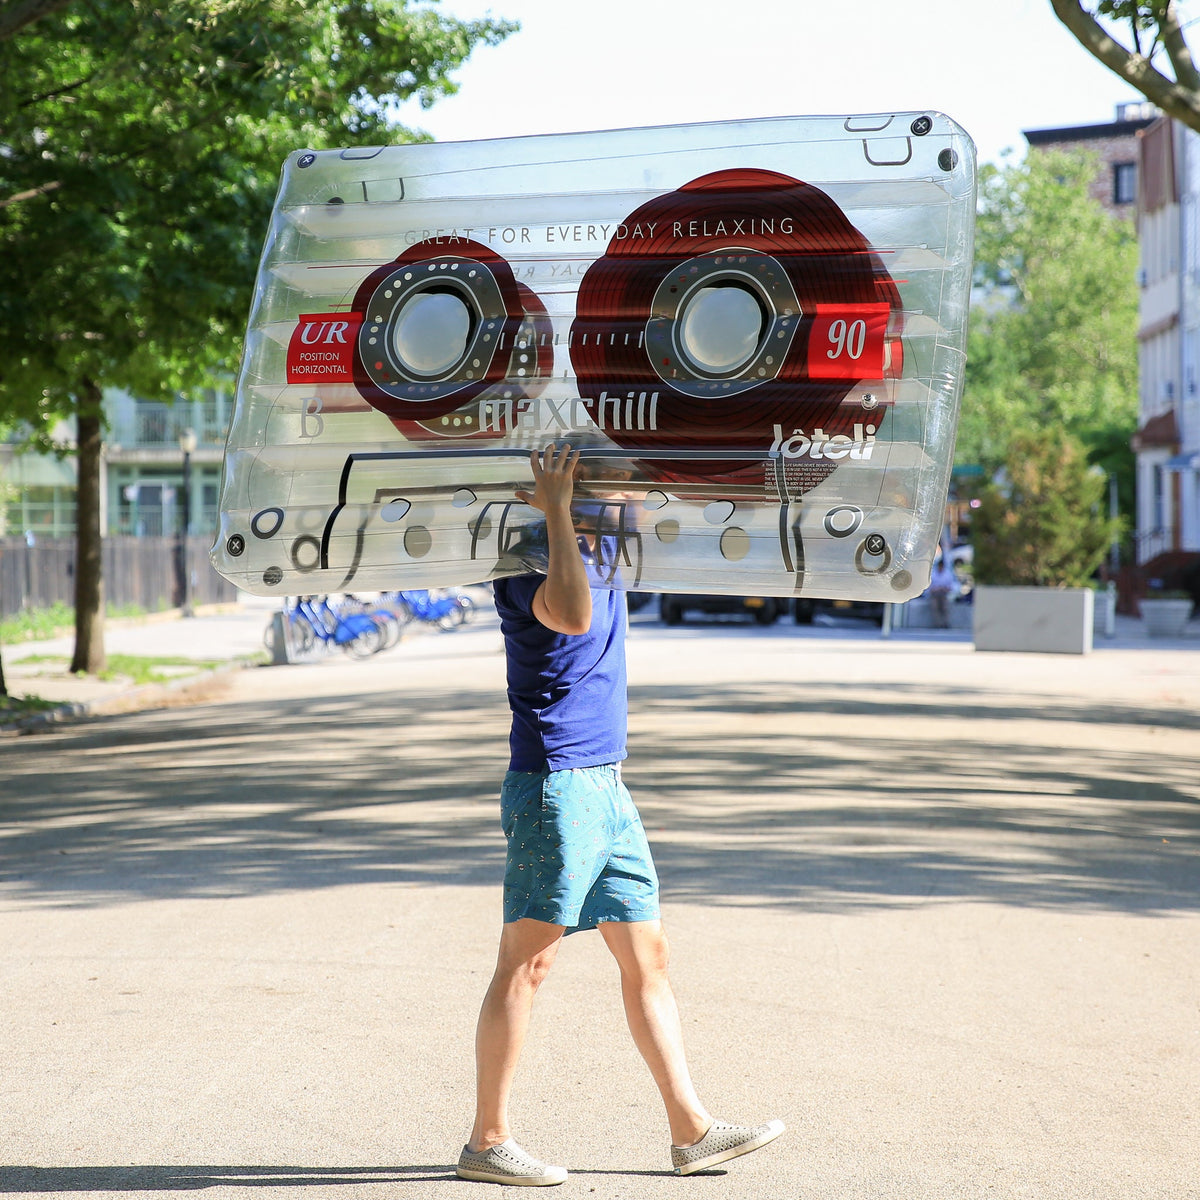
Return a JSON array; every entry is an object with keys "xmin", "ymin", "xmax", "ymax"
[
  {"xmin": 1117, "ymin": 100, "xmax": 1156, "ymax": 122},
  {"xmin": 4, "ymin": 484, "xmax": 76, "ymax": 537},
  {"xmin": 1114, "ymin": 161, "xmax": 1137, "ymax": 206},
  {"xmin": 1153, "ymin": 464, "xmax": 1167, "ymax": 532}
]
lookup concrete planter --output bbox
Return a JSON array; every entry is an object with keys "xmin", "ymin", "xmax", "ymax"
[
  {"xmin": 1140, "ymin": 598, "xmax": 1195, "ymax": 638},
  {"xmin": 973, "ymin": 585, "xmax": 1094, "ymax": 655}
]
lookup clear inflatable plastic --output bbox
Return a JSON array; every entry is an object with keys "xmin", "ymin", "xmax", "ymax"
[{"xmin": 212, "ymin": 113, "xmax": 976, "ymax": 600}]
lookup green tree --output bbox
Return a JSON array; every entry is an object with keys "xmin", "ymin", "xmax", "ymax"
[
  {"xmin": 959, "ymin": 150, "xmax": 1139, "ymax": 508},
  {"xmin": 1051, "ymin": 1, "xmax": 1200, "ymax": 133},
  {"xmin": 972, "ymin": 428, "xmax": 1120, "ymax": 588},
  {"xmin": 0, "ymin": 0, "xmax": 515, "ymax": 683}
]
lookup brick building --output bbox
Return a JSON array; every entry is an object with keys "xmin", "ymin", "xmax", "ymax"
[{"xmin": 1023, "ymin": 100, "xmax": 1159, "ymax": 217}]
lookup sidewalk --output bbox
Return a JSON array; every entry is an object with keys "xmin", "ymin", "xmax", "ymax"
[
  {"xmin": 3, "ymin": 594, "xmax": 1198, "ymax": 732},
  {"xmin": 1, "ymin": 592, "xmax": 491, "ymax": 729},
  {"xmin": 1, "ymin": 600, "xmax": 1198, "ymax": 1198},
  {"xmin": 1, "ymin": 596, "xmax": 275, "ymax": 728}
]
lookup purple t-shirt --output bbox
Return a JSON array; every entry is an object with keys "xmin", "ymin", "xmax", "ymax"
[{"xmin": 493, "ymin": 572, "xmax": 628, "ymax": 773}]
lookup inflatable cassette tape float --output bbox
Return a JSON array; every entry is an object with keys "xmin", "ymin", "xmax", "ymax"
[{"xmin": 213, "ymin": 114, "xmax": 975, "ymax": 602}]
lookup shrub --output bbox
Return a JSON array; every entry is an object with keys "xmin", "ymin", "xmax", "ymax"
[{"xmin": 971, "ymin": 429, "xmax": 1119, "ymax": 588}]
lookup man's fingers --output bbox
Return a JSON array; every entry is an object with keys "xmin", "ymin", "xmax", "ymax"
[
  {"xmin": 526, "ymin": 442, "xmax": 579, "ymax": 503},
  {"xmin": 535, "ymin": 441, "xmax": 574, "ymax": 474}
]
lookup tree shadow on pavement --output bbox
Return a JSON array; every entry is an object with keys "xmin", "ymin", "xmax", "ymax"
[
  {"xmin": 0, "ymin": 1165, "xmax": 455, "ymax": 1191},
  {"xmin": 1, "ymin": 676, "xmax": 1196, "ymax": 914}
]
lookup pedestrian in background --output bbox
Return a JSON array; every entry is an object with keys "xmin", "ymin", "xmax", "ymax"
[{"xmin": 928, "ymin": 556, "xmax": 958, "ymax": 629}]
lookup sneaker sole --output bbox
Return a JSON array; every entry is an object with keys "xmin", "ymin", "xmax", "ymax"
[
  {"xmin": 674, "ymin": 1120, "xmax": 786, "ymax": 1176},
  {"xmin": 455, "ymin": 1165, "xmax": 568, "ymax": 1186}
]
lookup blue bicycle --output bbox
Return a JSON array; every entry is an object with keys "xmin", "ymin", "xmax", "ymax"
[
  {"xmin": 389, "ymin": 589, "xmax": 475, "ymax": 631},
  {"xmin": 265, "ymin": 595, "xmax": 388, "ymax": 658}
]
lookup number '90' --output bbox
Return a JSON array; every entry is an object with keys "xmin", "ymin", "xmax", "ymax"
[{"xmin": 826, "ymin": 318, "xmax": 867, "ymax": 360}]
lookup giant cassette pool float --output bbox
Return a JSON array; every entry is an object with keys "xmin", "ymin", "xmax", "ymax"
[{"xmin": 213, "ymin": 113, "xmax": 975, "ymax": 601}]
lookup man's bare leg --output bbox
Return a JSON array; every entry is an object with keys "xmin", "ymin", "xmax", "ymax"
[
  {"xmin": 468, "ymin": 917, "xmax": 565, "ymax": 1152},
  {"xmin": 598, "ymin": 919, "xmax": 712, "ymax": 1147}
]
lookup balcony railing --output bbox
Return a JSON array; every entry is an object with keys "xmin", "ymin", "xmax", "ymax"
[
  {"xmin": 1135, "ymin": 526, "xmax": 1174, "ymax": 563},
  {"xmin": 108, "ymin": 399, "xmax": 230, "ymax": 450}
]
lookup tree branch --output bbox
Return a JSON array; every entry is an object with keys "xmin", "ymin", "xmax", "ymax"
[
  {"xmin": 2, "ymin": 84, "xmax": 255, "ymax": 213},
  {"xmin": 0, "ymin": 0, "xmax": 72, "ymax": 42},
  {"xmin": 20, "ymin": 72, "xmax": 100, "ymax": 109},
  {"xmin": 0, "ymin": 178, "xmax": 63, "ymax": 208},
  {"xmin": 1050, "ymin": 0, "xmax": 1200, "ymax": 133},
  {"xmin": 1159, "ymin": 0, "xmax": 1200, "ymax": 92}
]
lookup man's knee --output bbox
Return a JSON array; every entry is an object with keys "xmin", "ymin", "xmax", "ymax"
[
  {"xmin": 492, "ymin": 953, "xmax": 556, "ymax": 996},
  {"xmin": 605, "ymin": 920, "xmax": 672, "ymax": 983},
  {"xmin": 495, "ymin": 920, "xmax": 563, "ymax": 990}
]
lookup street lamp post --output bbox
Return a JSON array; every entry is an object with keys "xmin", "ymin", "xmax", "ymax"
[{"xmin": 177, "ymin": 426, "xmax": 197, "ymax": 618}]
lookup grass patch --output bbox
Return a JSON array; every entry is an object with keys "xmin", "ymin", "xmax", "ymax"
[
  {"xmin": 110, "ymin": 603, "xmax": 151, "ymax": 620},
  {"xmin": 2, "ymin": 653, "xmax": 233, "ymax": 725},
  {"xmin": 0, "ymin": 602, "xmax": 74, "ymax": 643},
  {"xmin": 0, "ymin": 602, "xmax": 150, "ymax": 644},
  {"xmin": 99, "ymin": 655, "xmax": 224, "ymax": 685},
  {"xmin": 6, "ymin": 653, "xmax": 223, "ymax": 686},
  {"xmin": 0, "ymin": 692, "xmax": 59, "ymax": 721}
]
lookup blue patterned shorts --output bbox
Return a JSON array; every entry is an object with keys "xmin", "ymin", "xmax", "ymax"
[{"xmin": 501, "ymin": 764, "xmax": 661, "ymax": 933}]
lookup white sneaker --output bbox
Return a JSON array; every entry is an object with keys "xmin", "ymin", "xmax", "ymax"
[
  {"xmin": 671, "ymin": 1118, "xmax": 786, "ymax": 1175},
  {"xmin": 456, "ymin": 1138, "xmax": 568, "ymax": 1186}
]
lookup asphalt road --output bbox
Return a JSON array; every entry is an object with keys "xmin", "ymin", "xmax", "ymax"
[{"xmin": 1, "ymin": 603, "xmax": 1198, "ymax": 1199}]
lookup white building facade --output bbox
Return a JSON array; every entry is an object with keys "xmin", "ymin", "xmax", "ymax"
[{"xmin": 1136, "ymin": 117, "xmax": 1200, "ymax": 568}]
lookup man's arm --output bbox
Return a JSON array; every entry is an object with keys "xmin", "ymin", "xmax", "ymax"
[{"xmin": 515, "ymin": 443, "xmax": 592, "ymax": 635}]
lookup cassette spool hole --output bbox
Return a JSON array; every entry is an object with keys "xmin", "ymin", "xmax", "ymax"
[
  {"xmin": 641, "ymin": 251, "xmax": 799, "ymax": 398},
  {"xmin": 678, "ymin": 284, "xmax": 766, "ymax": 375},
  {"xmin": 391, "ymin": 288, "xmax": 475, "ymax": 377}
]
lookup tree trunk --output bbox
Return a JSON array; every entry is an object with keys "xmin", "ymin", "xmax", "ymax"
[
  {"xmin": 0, "ymin": 542, "xmax": 5, "ymax": 697},
  {"xmin": 70, "ymin": 381, "xmax": 106, "ymax": 675}
]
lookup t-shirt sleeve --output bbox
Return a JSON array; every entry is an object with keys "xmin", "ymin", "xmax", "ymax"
[{"xmin": 494, "ymin": 573, "xmax": 544, "ymax": 620}]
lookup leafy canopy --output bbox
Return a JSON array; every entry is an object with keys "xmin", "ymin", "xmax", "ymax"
[
  {"xmin": 958, "ymin": 149, "xmax": 1139, "ymax": 486},
  {"xmin": 0, "ymin": 0, "xmax": 516, "ymax": 443}
]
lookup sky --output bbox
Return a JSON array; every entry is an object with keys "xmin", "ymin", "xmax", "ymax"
[{"xmin": 393, "ymin": 0, "xmax": 1173, "ymax": 168}]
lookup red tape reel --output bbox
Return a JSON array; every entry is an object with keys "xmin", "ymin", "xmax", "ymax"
[
  {"xmin": 349, "ymin": 238, "xmax": 551, "ymax": 439},
  {"xmin": 569, "ymin": 169, "xmax": 902, "ymax": 489}
]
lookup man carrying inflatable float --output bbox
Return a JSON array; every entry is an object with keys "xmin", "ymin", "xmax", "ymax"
[{"xmin": 214, "ymin": 112, "xmax": 975, "ymax": 1182}]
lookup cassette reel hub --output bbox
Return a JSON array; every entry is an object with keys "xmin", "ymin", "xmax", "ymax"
[
  {"xmin": 647, "ymin": 252, "xmax": 799, "ymax": 395},
  {"xmin": 390, "ymin": 288, "xmax": 474, "ymax": 377},
  {"xmin": 358, "ymin": 257, "xmax": 506, "ymax": 402}
]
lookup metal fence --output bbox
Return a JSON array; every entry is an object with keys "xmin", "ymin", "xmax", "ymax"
[{"xmin": 0, "ymin": 536, "xmax": 238, "ymax": 617}]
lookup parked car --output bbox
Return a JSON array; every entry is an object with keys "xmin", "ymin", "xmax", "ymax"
[
  {"xmin": 793, "ymin": 596, "xmax": 885, "ymax": 625},
  {"xmin": 659, "ymin": 594, "xmax": 786, "ymax": 625}
]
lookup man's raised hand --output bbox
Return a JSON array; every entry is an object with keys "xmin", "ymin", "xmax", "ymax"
[{"xmin": 516, "ymin": 442, "xmax": 582, "ymax": 516}]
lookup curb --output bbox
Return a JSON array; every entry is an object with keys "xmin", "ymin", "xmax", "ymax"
[{"xmin": 1, "ymin": 660, "xmax": 251, "ymax": 736}]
